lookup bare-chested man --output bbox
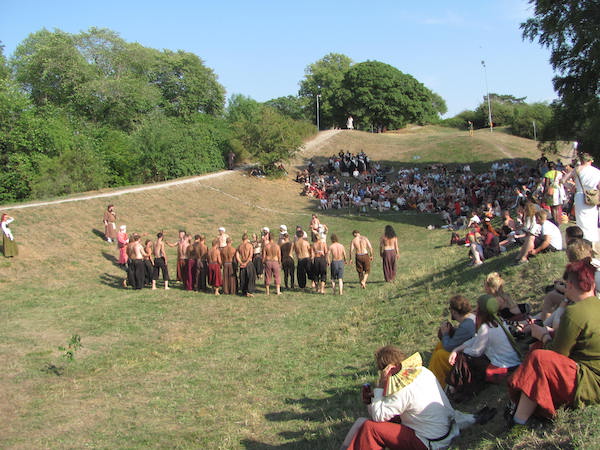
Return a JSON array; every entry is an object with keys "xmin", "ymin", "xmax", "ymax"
[
  {"xmin": 280, "ymin": 233, "xmax": 295, "ymax": 290},
  {"xmin": 293, "ymin": 229, "xmax": 312, "ymax": 289},
  {"xmin": 311, "ymin": 233, "xmax": 329, "ymax": 294},
  {"xmin": 236, "ymin": 233, "xmax": 256, "ymax": 297},
  {"xmin": 310, "ymin": 214, "xmax": 321, "ymax": 241},
  {"xmin": 130, "ymin": 234, "xmax": 146, "ymax": 290},
  {"xmin": 185, "ymin": 237, "xmax": 198, "ymax": 291},
  {"xmin": 207, "ymin": 238, "xmax": 223, "ymax": 295},
  {"xmin": 176, "ymin": 232, "xmax": 191, "ymax": 285},
  {"xmin": 350, "ymin": 229, "xmax": 374, "ymax": 289},
  {"xmin": 194, "ymin": 235, "xmax": 208, "ymax": 291},
  {"xmin": 328, "ymin": 234, "xmax": 347, "ymax": 295},
  {"xmin": 143, "ymin": 239, "xmax": 154, "ymax": 286},
  {"xmin": 262, "ymin": 232, "xmax": 282, "ymax": 295},
  {"xmin": 152, "ymin": 232, "xmax": 170, "ymax": 290},
  {"xmin": 221, "ymin": 237, "xmax": 238, "ymax": 295}
]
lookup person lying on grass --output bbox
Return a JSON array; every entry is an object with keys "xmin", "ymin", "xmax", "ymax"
[{"xmin": 341, "ymin": 346, "xmax": 496, "ymax": 450}]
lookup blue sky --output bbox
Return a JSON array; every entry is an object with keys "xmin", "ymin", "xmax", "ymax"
[{"xmin": 1, "ymin": 0, "xmax": 556, "ymax": 117}]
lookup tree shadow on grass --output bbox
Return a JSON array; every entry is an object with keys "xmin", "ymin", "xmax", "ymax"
[{"xmin": 241, "ymin": 366, "xmax": 374, "ymax": 449}]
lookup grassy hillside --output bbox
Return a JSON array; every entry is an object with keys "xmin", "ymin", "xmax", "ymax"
[{"xmin": 1, "ymin": 127, "xmax": 597, "ymax": 449}]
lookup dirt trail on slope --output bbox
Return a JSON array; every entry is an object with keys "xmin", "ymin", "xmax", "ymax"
[{"xmin": 0, "ymin": 130, "xmax": 341, "ymax": 211}]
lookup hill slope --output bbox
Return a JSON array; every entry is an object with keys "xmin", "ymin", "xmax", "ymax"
[{"xmin": 4, "ymin": 127, "xmax": 595, "ymax": 450}]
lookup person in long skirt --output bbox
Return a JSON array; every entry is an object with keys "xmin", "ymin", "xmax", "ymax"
[
  {"xmin": 380, "ymin": 225, "xmax": 399, "ymax": 282},
  {"xmin": 1, "ymin": 213, "xmax": 18, "ymax": 257}
]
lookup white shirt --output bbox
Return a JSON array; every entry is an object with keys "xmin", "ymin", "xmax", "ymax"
[
  {"xmin": 540, "ymin": 220, "xmax": 563, "ymax": 251},
  {"xmin": 368, "ymin": 367, "xmax": 460, "ymax": 449},
  {"xmin": 463, "ymin": 323, "xmax": 521, "ymax": 368},
  {"xmin": 1, "ymin": 217, "xmax": 14, "ymax": 240}
]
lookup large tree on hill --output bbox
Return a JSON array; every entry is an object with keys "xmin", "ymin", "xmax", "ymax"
[
  {"xmin": 339, "ymin": 61, "xmax": 443, "ymax": 130},
  {"xmin": 299, "ymin": 53, "xmax": 353, "ymax": 129},
  {"xmin": 522, "ymin": 0, "xmax": 600, "ymax": 156}
]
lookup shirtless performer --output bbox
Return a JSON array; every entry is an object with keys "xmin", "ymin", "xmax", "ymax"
[
  {"xmin": 221, "ymin": 237, "xmax": 238, "ymax": 295},
  {"xmin": 262, "ymin": 232, "xmax": 282, "ymax": 295},
  {"xmin": 195, "ymin": 235, "xmax": 208, "ymax": 291},
  {"xmin": 293, "ymin": 229, "xmax": 312, "ymax": 289},
  {"xmin": 280, "ymin": 232, "xmax": 295, "ymax": 290},
  {"xmin": 152, "ymin": 232, "xmax": 170, "ymax": 290},
  {"xmin": 130, "ymin": 234, "xmax": 146, "ymax": 290},
  {"xmin": 185, "ymin": 237, "xmax": 197, "ymax": 291},
  {"xmin": 207, "ymin": 239, "xmax": 223, "ymax": 295},
  {"xmin": 143, "ymin": 239, "xmax": 154, "ymax": 286},
  {"xmin": 236, "ymin": 233, "xmax": 256, "ymax": 297},
  {"xmin": 310, "ymin": 214, "xmax": 321, "ymax": 241},
  {"xmin": 328, "ymin": 234, "xmax": 347, "ymax": 295},
  {"xmin": 311, "ymin": 234, "xmax": 329, "ymax": 294},
  {"xmin": 176, "ymin": 231, "xmax": 190, "ymax": 285},
  {"xmin": 124, "ymin": 236, "xmax": 136, "ymax": 288},
  {"xmin": 350, "ymin": 229, "xmax": 374, "ymax": 289}
]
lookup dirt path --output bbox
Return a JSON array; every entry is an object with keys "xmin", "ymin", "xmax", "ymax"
[{"xmin": 0, "ymin": 130, "xmax": 341, "ymax": 211}]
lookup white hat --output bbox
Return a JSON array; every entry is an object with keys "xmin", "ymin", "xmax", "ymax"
[
  {"xmin": 119, "ymin": 225, "xmax": 126, "ymax": 231},
  {"xmin": 218, "ymin": 227, "xmax": 226, "ymax": 232},
  {"xmin": 280, "ymin": 224, "xmax": 287, "ymax": 232},
  {"xmin": 262, "ymin": 227, "xmax": 270, "ymax": 233}
]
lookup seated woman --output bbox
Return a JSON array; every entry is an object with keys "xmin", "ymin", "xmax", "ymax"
[
  {"xmin": 342, "ymin": 346, "xmax": 495, "ymax": 450},
  {"xmin": 447, "ymin": 295, "xmax": 521, "ymax": 400},
  {"xmin": 484, "ymin": 272, "xmax": 529, "ymax": 320},
  {"xmin": 428, "ymin": 295, "xmax": 476, "ymax": 388},
  {"xmin": 507, "ymin": 258, "xmax": 600, "ymax": 426}
]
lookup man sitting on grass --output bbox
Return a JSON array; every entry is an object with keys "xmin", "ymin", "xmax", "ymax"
[
  {"xmin": 515, "ymin": 210, "xmax": 563, "ymax": 264},
  {"xmin": 341, "ymin": 345, "xmax": 496, "ymax": 450}
]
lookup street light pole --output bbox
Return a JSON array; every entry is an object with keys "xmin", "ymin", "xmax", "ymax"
[
  {"xmin": 481, "ymin": 60, "xmax": 493, "ymax": 133},
  {"xmin": 316, "ymin": 94, "xmax": 321, "ymax": 131}
]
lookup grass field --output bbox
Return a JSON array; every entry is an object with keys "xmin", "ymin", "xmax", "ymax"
[{"xmin": 1, "ymin": 127, "xmax": 598, "ymax": 449}]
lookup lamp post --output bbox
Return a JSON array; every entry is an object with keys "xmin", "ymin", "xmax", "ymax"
[
  {"xmin": 316, "ymin": 94, "xmax": 321, "ymax": 131},
  {"xmin": 481, "ymin": 60, "xmax": 493, "ymax": 132}
]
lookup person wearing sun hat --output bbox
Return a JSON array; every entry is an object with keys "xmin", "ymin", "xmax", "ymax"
[{"xmin": 341, "ymin": 346, "xmax": 496, "ymax": 449}]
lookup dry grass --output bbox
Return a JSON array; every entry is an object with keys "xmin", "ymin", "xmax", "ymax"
[{"xmin": 4, "ymin": 126, "xmax": 595, "ymax": 449}]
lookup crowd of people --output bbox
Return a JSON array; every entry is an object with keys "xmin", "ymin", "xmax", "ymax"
[
  {"xmin": 297, "ymin": 150, "xmax": 565, "ymax": 217},
  {"xmin": 103, "ymin": 210, "xmax": 402, "ymax": 296},
  {"xmin": 341, "ymin": 151, "xmax": 600, "ymax": 449}
]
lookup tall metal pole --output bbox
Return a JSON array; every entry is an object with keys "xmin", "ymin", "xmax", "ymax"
[
  {"xmin": 481, "ymin": 60, "xmax": 493, "ymax": 132},
  {"xmin": 316, "ymin": 94, "xmax": 321, "ymax": 131},
  {"xmin": 533, "ymin": 120, "xmax": 537, "ymax": 141}
]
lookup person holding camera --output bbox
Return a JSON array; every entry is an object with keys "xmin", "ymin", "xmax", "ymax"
[{"xmin": 428, "ymin": 295, "xmax": 476, "ymax": 388}]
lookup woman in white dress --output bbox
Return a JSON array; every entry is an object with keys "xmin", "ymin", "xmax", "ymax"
[{"xmin": 564, "ymin": 153, "xmax": 600, "ymax": 243}]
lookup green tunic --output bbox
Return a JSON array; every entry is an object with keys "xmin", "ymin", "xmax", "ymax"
[
  {"xmin": 548, "ymin": 296, "xmax": 600, "ymax": 407},
  {"xmin": 2, "ymin": 232, "xmax": 18, "ymax": 257}
]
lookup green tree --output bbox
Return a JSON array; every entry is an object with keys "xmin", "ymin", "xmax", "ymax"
[
  {"xmin": 231, "ymin": 105, "xmax": 313, "ymax": 172},
  {"xmin": 264, "ymin": 95, "xmax": 308, "ymax": 121},
  {"xmin": 522, "ymin": 0, "xmax": 600, "ymax": 155},
  {"xmin": 509, "ymin": 102, "xmax": 553, "ymax": 139},
  {"xmin": 151, "ymin": 49, "xmax": 225, "ymax": 117},
  {"xmin": 339, "ymin": 61, "xmax": 440, "ymax": 130},
  {"xmin": 0, "ymin": 43, "xmax": 9, "ymax": 81},
  {"xmin": 12, "ymin": 29, "xmax": 94, "ymax": 106},
  {"xmin": 299, "ymin": 53, "xmax": 353, "ymax": 128}
]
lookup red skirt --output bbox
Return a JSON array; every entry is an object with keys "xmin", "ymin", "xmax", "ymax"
[
  {"xmin": 508, "ymin": 349, "xmax": 577, "ymax": 417},
  {"xmin": 208, "ymin": 263, "xmax": 222, "ymax": 287}
]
